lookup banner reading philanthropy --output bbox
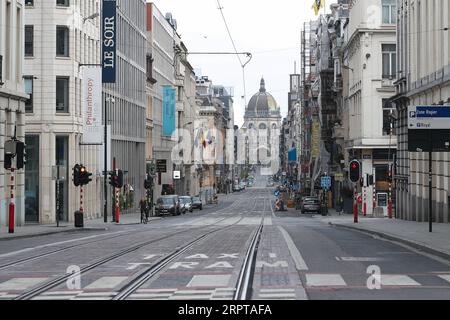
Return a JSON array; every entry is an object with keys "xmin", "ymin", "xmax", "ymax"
[
  {"xmin": 163, "ymin": 86, "xmax": 176, "ymax": 136},
  {"xmin": 82, "ymin": 66, "xmax": 103, "ymax": 144}
]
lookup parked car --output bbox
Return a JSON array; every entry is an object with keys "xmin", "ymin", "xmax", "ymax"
[
  {"xmin": 192, "ymin": 196, "xmax": 203, "ymax": 210},
  {"xmin": 179, "ymin": 196, "xmax": 193, "ymax": 213},
  {"xmin": 155, "ymin": 195, "xmax": 181, "ymax": 216},
  {"xmin": 301, "ymin": 197, "xmax": 321, "ymax": 214}
]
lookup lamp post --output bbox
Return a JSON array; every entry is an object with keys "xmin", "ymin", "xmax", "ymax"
[{"xmin": 104, "ymin": 97, "xmax": 115, "ymax": 222}]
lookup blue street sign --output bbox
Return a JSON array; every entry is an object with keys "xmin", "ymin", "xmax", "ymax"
[
  {"xmin": 408, "ymin": 105, "xmax": 450, "ymax": 129},
  {"xmin": 321, "ymin": 176, "xmax": 331, "ymax": 189},
  {"xmin": 274, "ymin": 190, "xmax": 280, "ymax": 197}
]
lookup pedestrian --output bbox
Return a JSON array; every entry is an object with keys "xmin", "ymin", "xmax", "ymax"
[
  {"xmin": 338, "ymin": 197, "xmax": 344, "ymax": 215},
  {"xmin": 139, "ymin": 197, "xmax": 148, "ymax": 223}
]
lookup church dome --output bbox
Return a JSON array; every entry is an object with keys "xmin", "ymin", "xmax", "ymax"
[{"xmin": 246, "ymin": 78, "xmax": 280, "ymax": 117}]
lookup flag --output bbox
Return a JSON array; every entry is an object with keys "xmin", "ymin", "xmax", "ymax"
[
  {"xmin": 312, "ymin": 0, "xmax": 325, "ymax": 15},
  {"xmin": 201, "ymin": 131, "xmax": 207, "ymax": 148}
]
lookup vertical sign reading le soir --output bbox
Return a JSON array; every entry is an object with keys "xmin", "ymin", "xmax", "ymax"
[
  {"xmin": 102, "ymin": 0, "xmax": 116, "ymax": 83},
  {"xmin": 82, "ymin": 66, "xmax": 103, "ymax": 144},
  {"xmin": 163, "ymin": 86, "xmax": 176, "ymax": 136}
]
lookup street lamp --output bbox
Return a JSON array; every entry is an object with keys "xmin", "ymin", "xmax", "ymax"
[{"xmin": 104, "ymin": 97, "xmax": 115, "ymax": 222}]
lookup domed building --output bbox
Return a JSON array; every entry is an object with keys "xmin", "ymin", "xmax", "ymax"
[{"xmin": 241, "ymin": 78, "xmax": 282, "ymax": 173}]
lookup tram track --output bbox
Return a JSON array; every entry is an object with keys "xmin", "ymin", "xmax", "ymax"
[
  {"xmin": 0, "ymin": 195, "xmax": 247, "ymax": 272},
  {"xmin": 12, "ymin": 191, "xmax": 271, "ymax": 301}
]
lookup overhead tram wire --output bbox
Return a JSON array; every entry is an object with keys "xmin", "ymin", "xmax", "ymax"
[{"xmin": 216, "ymin": 0, "xmax": 252, "ymax": 107}]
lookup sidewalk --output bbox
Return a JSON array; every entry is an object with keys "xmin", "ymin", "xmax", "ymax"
[
  {"xmin": 0, "ymin": 211, "xmax": 161, "ymax": 241},
  {"xmin": 314, "ymin": 210, "xmax": 450, "ymax": 260}
]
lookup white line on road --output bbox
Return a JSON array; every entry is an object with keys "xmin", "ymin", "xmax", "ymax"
[
  {"xmin": 336, "ymin": 257, "xmax": 384, "ymax": 262},
  {"xmin": 278, "ymin": 226, "xmax": 309, "ymax": 271},
  {"xmin": 0, "ymin": 230, "xmax": 132, "ymax": 258}
]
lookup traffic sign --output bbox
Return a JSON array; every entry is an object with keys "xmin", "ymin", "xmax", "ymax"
[
  {"xmin": 408, "ymin": 105, "xmax": 450, "ymax": 129},
  {"xmin": 334, "ymin": 173, "xmax": 344, "ymax": 182},
  {"xmin": 321, "ymin": 176, "xmax": 331, "ymax": 189}
]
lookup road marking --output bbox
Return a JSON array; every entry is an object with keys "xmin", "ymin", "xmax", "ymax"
[
  {"xmin": 136, "ymin": 288, "xmax": 177, "ymax": 293},
  {"xmin": 170, "ymin": 295, "xmax": 211, "ymax": 300},
  {"xmin": 278, "ymin": 226, "xmax": 309, "ymax": 271},
  {"xmin": 41, "ymin": 290, "xmax": 83, "ymax": 295},
  {"xmin": 260, "ymin": 288, "xmax": 295, "ymax": 293},
  {"xmin": 0, "ymin": 230, "xmax": 130, "ymax": 258},
  {"xmin": 438, "ymin": 275, "xmax": 450, "ymax": 283},
  {"xmin": 336, "ymin": 257, "xmax": 384, "ymax": 262},
  {"xmin": 0, "ymin": 277, "xmax": 48, "ymax": 291},
  {"xmin": 75, "ymin": 292, "xmax": 118, "ymax": 297},
  {"xmin": 84, "ymin": 277, "xmax": 128, "ymax": 290},
  {"xmin": 187, "ymin": 274, "xmax": 231, "ymax": 287},
  {"xmin": 306, "ymin": 274, "xmax": 347, "ymax": 287},
  {"xmin": 269, "ymin": 253, "xmax": 277, "ymax": 259},
  {"xmin": 258, "ymin": 293, "xmax": 296, "ymax": 298},
  {"xmin": 381, "ymin": 275, "xmax": 420, "ymax": 286}
]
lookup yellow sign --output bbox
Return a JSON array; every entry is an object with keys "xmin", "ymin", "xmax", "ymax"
[{"xmin": 311, "ymin": 121, "xmax": 320, "ymax": 158}]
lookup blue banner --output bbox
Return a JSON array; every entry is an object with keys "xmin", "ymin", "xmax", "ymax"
[
  {"xmin": 288, "ymin": 148, "xmax": 297, "ymax": 162},
  {"xmin": 102, "ymin": 0, "xmax": 116, "ymax": 83},
  {"xmin": 163, "ymin": 86, "xmax": 176, "ymax": 136},
  {"xmin": 415, "ymin": 106, "xmax": 450, "ymax": 118}
]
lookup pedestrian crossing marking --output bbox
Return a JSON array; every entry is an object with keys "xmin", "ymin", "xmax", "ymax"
[
  {"xmin": 438, "ymin": 275, "xmax": 450, "ymax": 283},
  {"xmin": 187, "ymin": 274, "xmax": 231, "ymax": 287},
  {"xmin": 84, "ymin": 276, "xmax": 128, "ymax": 290},
  {"xmin": 305, "ymin": 274, "xmax": 347, "ymax": 287},
  {"xmin": 381, "ymin": 275, "xmax": 420, "ymax": 286},
  {"xmin": 0, "ymin": 277, "xmax": 48, "ymax": 291}
]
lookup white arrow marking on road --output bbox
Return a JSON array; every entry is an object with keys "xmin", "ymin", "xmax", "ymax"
[
  {"xmin": 256, "ymin": 261, "xmax": 288, "ymax": 268},
  {"xmin": 278, "ymin": 226, "xmax": 309, "ymax": 271}
]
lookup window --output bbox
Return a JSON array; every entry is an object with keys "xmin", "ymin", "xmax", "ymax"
[
  {"xmin": 56, "ymin": 0, "xmax": 70, "ymax": 7},
  {"xmin": 382, "ymin": 44, "xmax": 396, "ymax": 79},
  {"xmin": 24, "ymin": 76, "xmax": 34, "ymax": 113},
  {"xmin": 25, "ymin": 25, "xmax": 34, "ymax": 56},
  {"xmin": 382, "ymin": 0, "xmax": 396, "ymax": 24},
  {"xmin": 56, "ymin": 77, "xmax": 69, "ymax": 113},
  {"xmin": 56, "ymin": 26, "xmax": 69, "ymax": 57},
  {"xmin": 25, "ymin": 0, "xmax": 34, "ymax": 6},
  {"xmin": 382, "ymin": 99, "xmax": 395, "ymax": 136}
]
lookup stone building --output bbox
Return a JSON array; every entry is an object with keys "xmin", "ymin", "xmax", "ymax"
[{"xmin": 0, "ymin": 0, "xmax": 27, "ymax": 227}]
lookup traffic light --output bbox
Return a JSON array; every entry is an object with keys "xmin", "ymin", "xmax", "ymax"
[
  {"xmin": 79, "ymin": 165, "xmax": 93, "ymax": 186},
  {"xmin": 73, "ymin": 164, "xmax": 81, "ymax": 187},
  {"xmin": 367, "ymin": 174, "xmax": 375, "ymax": 186},
  {"xmin": 109, "ymin": 171, "xmax": 117, "ymax": 187},
  {"xmin": 117, "ymin": 170, "xmax": 124, "ymax": 188},
  {"xmin": 349, "ymin": 160, "xmax": 361, "ymax": 183},
  {"xmin": 144, "ymin": 174, "xmax": 153, "ymax": 189}
]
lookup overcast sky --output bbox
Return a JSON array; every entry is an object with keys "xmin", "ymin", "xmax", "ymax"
[{"xmin": 151, "ymin": 0, "xmax": 329, "ymax": 127}]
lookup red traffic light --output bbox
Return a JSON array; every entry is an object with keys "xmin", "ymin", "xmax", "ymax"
[{"xmin": 349, "ymin": 160, "xmax": 361, "ymax": 183}]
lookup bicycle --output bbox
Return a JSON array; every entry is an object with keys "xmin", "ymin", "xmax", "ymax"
[{"xmin": 140, "ymin": 201, "xmax": 149, "ymax": 224}]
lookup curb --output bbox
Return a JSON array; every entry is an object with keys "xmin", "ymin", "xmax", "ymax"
[{"xmin": 330, "ymin": 222, "xmax": 450, "ymax": 261}]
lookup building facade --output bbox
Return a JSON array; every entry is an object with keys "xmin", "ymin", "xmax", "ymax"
[
  {"xmin": 394, "ymin": 0, "xmax": 450, "ymax": 222},
  {"xmin": 343, "ymin": 0, "xmax": 397, "ymax": 216},
  {"xmin": 242, "ymin": 78, "xmax": 281, "ymax": 176},
  {"xmin": 0, "ymin": 0, "xmax": 27, "ymax": 227},
  {"xmin": 23, "ymin": 0, "xmax": 146, "ymax": 224}
]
